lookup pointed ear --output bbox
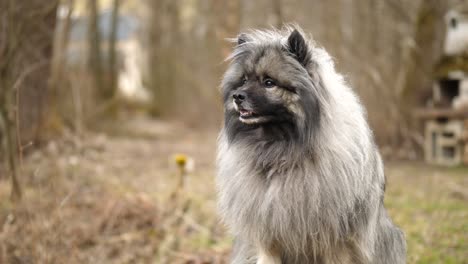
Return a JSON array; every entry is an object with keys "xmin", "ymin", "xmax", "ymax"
[
  {"xmin": 237, "ymin": 33, "xmax": 250, "ymax": 46},
  {"xmin": 287, "ymin": 29, "xmax": 310, "ymax": 66}
]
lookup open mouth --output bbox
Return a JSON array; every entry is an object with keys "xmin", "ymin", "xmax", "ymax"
[
  {"xmin": 239, "ymin": 109, "xmax": 256, "ymax": 119},
  {"xmin": 237, "ymin": 108, "xmax": 271, "ymax": 124}
]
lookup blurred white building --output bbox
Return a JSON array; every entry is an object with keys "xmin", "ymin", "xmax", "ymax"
[{"xmin": 444, "ymin": 10, "xmax": 468, "ymax": 56}]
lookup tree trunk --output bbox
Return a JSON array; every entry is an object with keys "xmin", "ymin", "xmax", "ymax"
[
  {"xmin": 0, "ymin": 0, "xmax": 58, "ymax": 200},
  {"xmin": 272, "ymin": 0, "xmax": 283, "ymax": 28},
  {"xmin": 148, "ymin": 0, "xmax": 181, "ymax": 116},
  {"xmin": 1, "ymin": 0, "xmax": 21, "ymax": 202},
  {"xmin": 87, "ymin": 0, "xmax": 106, "ymax": 99},
  {"xmin": 47, "ymin": 0, "xmax": 74, "ymax": 134},
  {"xmin": 108, "ymin": 0, "xmax": 120, "ymax": 98},
  {"xmin": 395, "ymin": 0, "xmax": 448, "ymax": 147}
]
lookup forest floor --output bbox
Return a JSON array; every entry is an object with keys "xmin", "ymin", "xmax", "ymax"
[{"xmin": 0, "ymin": 116, "xmax": 466, "ymax": 264}]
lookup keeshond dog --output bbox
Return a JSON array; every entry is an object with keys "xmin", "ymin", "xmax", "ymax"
[{"xmin": 216, "ymin": 27, "xmax": 406, "ymax": 264}]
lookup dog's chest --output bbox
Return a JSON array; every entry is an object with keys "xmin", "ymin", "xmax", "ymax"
[{"xmin": 222, "ymin": 166, "xmax": 311, "ymax": 232}]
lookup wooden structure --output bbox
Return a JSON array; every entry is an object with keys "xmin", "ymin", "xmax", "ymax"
[
  {"xmin": 416, "ymin": 8, "xmax": 468, "ymax": 166},
  {"xmin": 416, "ymin": 81, "xmax": 468, "ymax": 166}
]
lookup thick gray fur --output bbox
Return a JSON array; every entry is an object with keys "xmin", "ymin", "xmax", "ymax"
[{"xmin": 217, "ymin": 26, "xmax": 406, "ymax": 264}]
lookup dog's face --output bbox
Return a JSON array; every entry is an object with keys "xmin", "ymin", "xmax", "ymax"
[
  {"xmin": 226, "ymin": 49, "xmax": 301, "ymax": 125},
  {"xmin": 221, "ymin": 30, "xmax": 321, "ymax": 144}
]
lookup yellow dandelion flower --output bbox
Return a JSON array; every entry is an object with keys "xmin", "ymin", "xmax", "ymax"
[{"xmin": 174, "ymin": 154, "xmax": 188, "ymax": 168}]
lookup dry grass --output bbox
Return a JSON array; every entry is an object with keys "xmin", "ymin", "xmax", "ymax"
[
  {"xmin": 0, "ymin": 118, "xmax": 466, "ymax": 263},
  {"xmin": 385, "ymin": 163, "xmax": 467, "ymax": 263}
]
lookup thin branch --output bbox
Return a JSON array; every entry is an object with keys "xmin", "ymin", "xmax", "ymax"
[{"xmin": 11, "ymin": 60, "xmax": 49, "ymax": 91}]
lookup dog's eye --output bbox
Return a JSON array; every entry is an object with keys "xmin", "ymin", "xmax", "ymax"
[
  {"xmin": 241, "ymin": 76, "xmax": 247, "ymax": 86},
  {"xmin": 264, "ymin": 78, "xmax": 276, "ymax": 88}
]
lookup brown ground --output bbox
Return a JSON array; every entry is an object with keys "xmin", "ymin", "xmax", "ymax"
[{"xmin": 0, "ymin": 117, "xmax": 466, "ymax": 264}]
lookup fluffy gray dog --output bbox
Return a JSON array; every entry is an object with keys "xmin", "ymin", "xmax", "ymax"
[{"xmin": 216, "ymin": 27, "xmax": 406, "ymax": 264}]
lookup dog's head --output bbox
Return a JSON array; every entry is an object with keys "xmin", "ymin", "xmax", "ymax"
[{"xmin": 221, "ymin": 28, "xmax": 322, "ymax": 145}]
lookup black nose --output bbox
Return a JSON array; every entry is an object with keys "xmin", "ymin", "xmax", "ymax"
[{"xmin": 233, "ymin": 91, "xmax": 246, "ymax": 104}]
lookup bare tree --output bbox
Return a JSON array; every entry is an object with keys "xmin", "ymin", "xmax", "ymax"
[
  {"xmin": 87, "ymin": 0, "xmax": 105, "ymax": 99},
  {"xmin": 45, "ymin": 0, "xmax": 75, "ymax": 135},
  {"xmin": 0, "ymin": 0, "xmax": 58, "ymax": 201},
  {"xmin": 108, "ymin": 0, "xmax": 121, "ymax": 98},
  {"xmin": 398, "ymin": 0, "xmax": 448, "ymax": 115},
  {"xmin": 147, "ymin": 0, "xmax": 181, "ymax": 116},
  {"xmin": 272, "ymin": 0, "xmax": 283, "ymax": 28},
  {"xmin": 50, "ymin": 0, "xmax": 75, "ymax": 109}
]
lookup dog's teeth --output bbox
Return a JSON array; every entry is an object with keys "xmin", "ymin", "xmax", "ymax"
[{"xmin": 240, "ymin": 110, "xmax": 252, "ymax": 117}]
